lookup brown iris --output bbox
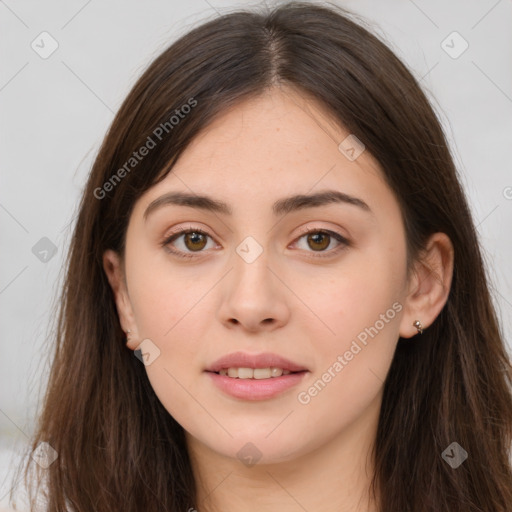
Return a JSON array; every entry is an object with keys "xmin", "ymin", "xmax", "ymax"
[
  {"xmin": 184, "ymin": 232, "xmax": 208, "ymax": 251},
  {"xmin": 306, "ymin": 231, "xmax": 331, "ymax": 251}
]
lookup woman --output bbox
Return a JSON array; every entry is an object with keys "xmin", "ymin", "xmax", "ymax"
[{"xmin": 10, "ymin": 2, "xmax": 512, "ymax": 511}]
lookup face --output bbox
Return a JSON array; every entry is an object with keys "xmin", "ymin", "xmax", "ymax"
[{"xmin": 108, "ymin": 87, "xmax": 415, "ymax": 465}]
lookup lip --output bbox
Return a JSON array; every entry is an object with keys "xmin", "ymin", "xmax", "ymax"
[
  {"xmin": 205, "ymin": 351, "xmax": 308, "ymax": 373},
  {"xmin": 206, "ymin": 371, "xmax": 308, "ymax": 400}
]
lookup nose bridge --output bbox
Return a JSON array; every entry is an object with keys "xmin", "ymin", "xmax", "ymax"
[
  {"xmin": 235, "ymin": 233, "xmax": 267, "ymax": 266},
  {"xmin": 231, "ymin": 233, "xmax": 273, "ymax": 290},
  {"xmin": 217, "ymin": 232, "xmax": 291, "ymax": 330}
]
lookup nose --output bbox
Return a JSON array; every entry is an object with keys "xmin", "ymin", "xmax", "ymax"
[{"xmin": 217, "ymin": 247, "xmax": 291, "ymax": 333}]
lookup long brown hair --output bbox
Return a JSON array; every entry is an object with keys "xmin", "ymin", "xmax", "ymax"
[{"xmin": 9, "ymin": 2, "xmax": 512, "ymax": 510}]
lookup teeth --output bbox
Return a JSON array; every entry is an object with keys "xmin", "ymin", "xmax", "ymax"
[
  {"xmin": 218, "ymin": 367, "xmax": 293, "ymax": 379},
  {"xmin": 238, "ymin": 367, "xmax": 253, "ymax": 379}
]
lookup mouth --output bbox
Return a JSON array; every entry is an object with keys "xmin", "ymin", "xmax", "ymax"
[
  {"xmin": 207, "ymin": 367, "xmax": 307, "ymax": 379},
  {"xmin": 204, "ymin": 351, "xmax": 309, "ymax": 399}
]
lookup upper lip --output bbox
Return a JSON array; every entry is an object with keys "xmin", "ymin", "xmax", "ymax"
[{"xmin": 205, "ymin": 351, "xmax": 308, "ymax": 373}]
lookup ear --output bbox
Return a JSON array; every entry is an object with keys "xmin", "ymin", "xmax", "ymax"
[
  {"xmin": 399, "ymin": 232, "xmax": 454, "ymax": 338},
  {"xmin": 102, "ymin": 249, "xmax": 140, "ymax": 350}
]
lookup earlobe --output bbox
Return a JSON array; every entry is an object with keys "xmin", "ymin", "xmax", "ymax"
[
  {"xmin": 102, "ymin": 249, "xmax": 140, "ymax": 350},
  {"xmin": 399, "ymin": 232, "xmax": 454, "ymax": 339}
]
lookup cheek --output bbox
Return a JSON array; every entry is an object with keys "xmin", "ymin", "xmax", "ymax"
[
  {"xmin": 127, "ymin": 267, "xmax": 207, "ymax": 424},
  {"xmin": 127, "ymin": 244, "xmax": 204, "ymax": 338},
  {"xmin": 295, "ymin": 294, "xmax": 401, "ymax": 441},
  {"xmin": 295, "ymin": 243, "xmax": 405, "ymax": 406},
  {"xmin": 304, "ymin": 245, "xmax": 405, "ymax": 346},
  {"xmin": 125, "ymin": 249, "xmax": 212, "ymax": 392}
]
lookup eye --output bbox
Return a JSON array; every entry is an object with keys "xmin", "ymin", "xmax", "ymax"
[
  {"xmin": 161, "ymin": 226, "xmax": 350, "ymax": 260},
  {"xmin": 292, "ymin": 227, "xmax": 350, "ymax": 258},
  {"xmin": 161, "ymin": 226, "xmax": 217, "ymax": 260}
]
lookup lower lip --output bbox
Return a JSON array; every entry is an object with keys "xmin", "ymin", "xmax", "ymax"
[{"xmin": 206, "ymin": 371, "xmax": 308, "ymax": 400}]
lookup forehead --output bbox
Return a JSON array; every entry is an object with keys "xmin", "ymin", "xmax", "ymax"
[{"xmin": 134, "ymin": 87, "xmax": 397, "ymax": 222}]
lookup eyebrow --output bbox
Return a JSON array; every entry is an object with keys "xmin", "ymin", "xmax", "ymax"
[{"xmin": 143, "ymin": 189, "xmax": 372, "ymax": 221}]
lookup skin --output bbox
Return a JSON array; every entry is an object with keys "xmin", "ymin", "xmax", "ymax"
[{"xmin": 104, "ymin": 86, "xmax": 454, "ymax": 512}]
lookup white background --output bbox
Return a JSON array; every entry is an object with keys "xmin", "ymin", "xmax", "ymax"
[{"xmin": 1, "ymin": 0, "xmax": 511, "ymax": 509}]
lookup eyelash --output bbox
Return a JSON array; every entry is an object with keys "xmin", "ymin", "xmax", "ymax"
[{"xmin": 161, "ymin": 226, "xmax": 350, "ymax": 260}]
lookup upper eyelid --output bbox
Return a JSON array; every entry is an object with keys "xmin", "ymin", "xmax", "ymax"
[
  {"xmin": 165, "ymin": 224, "xmax": 346, "ymax": 239},
  {"xmin": 296, "ymin": 225, "xmax": 343, "ymax": 236}
]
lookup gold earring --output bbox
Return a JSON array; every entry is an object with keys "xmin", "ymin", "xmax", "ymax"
[
  {"xmin": 126, "ymin": 329, "xmax": 131, "ymax": 343},
  {"xmin": 413, "ymin": 320, "xmax": 423, "ymax": 335}
]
